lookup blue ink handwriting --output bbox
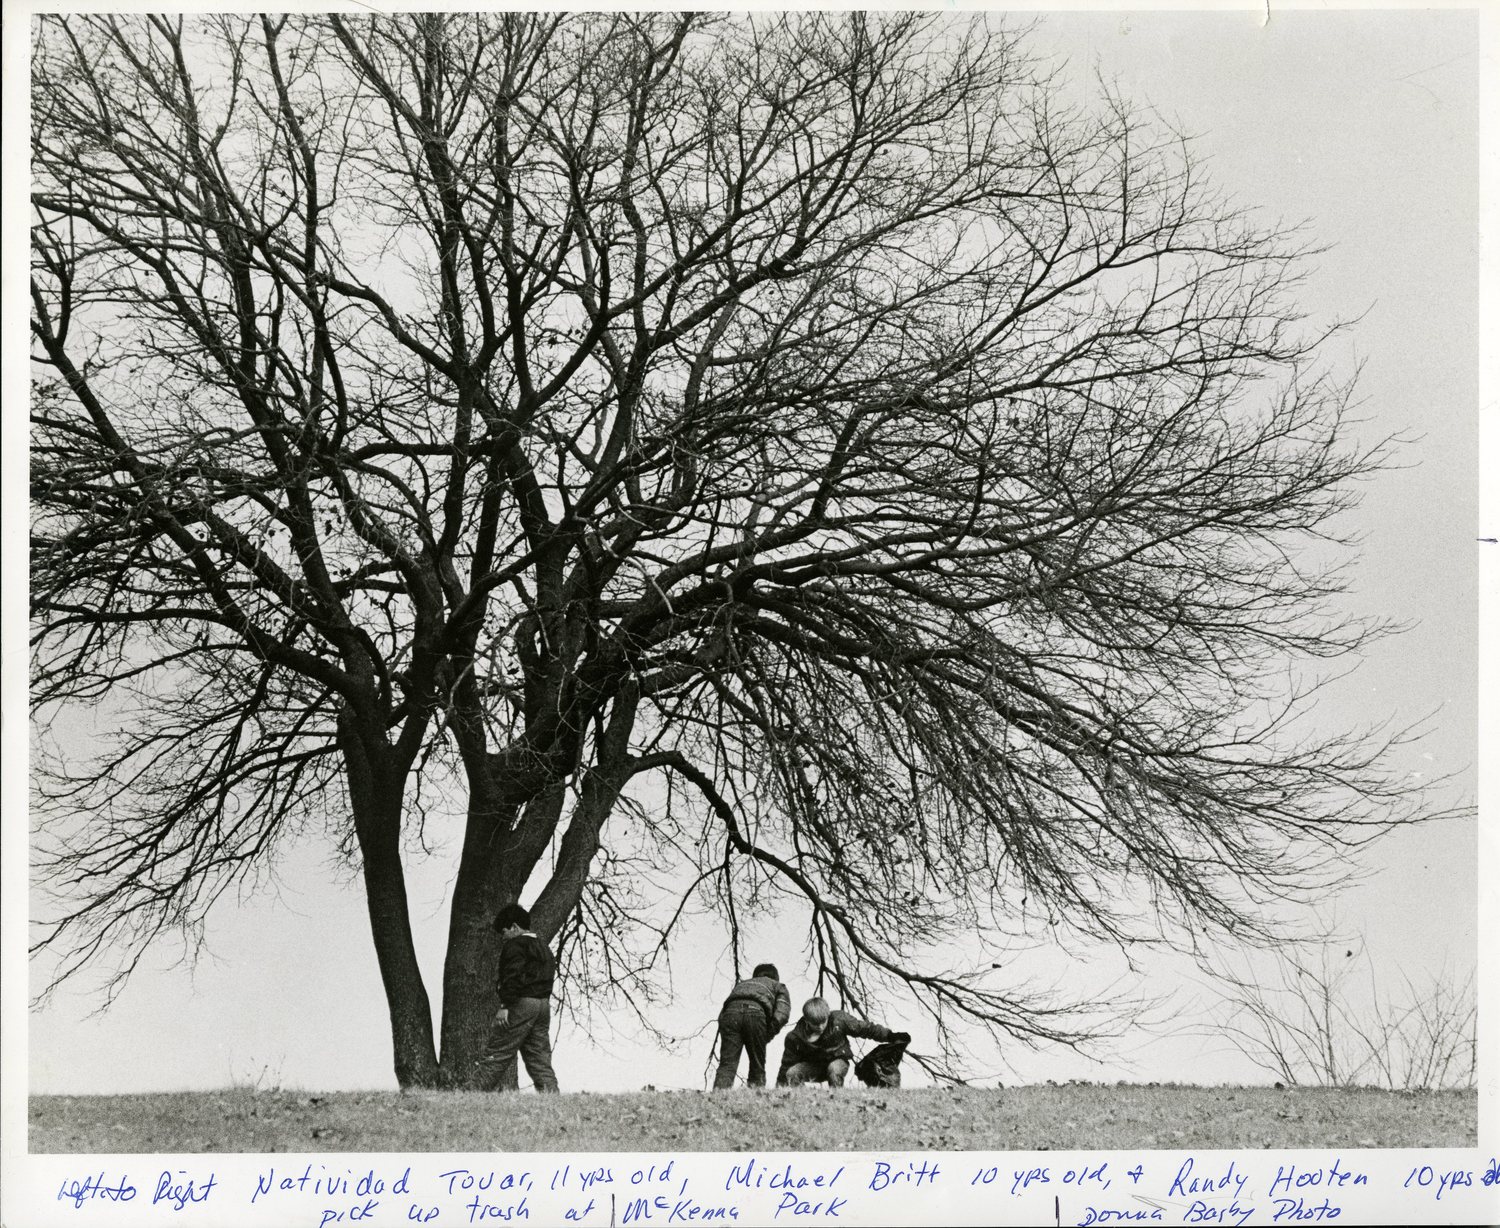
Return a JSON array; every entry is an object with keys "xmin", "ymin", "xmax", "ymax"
[
  {"xmin": 773, "ymin": 1192, "xmax": 847, "ymax": 1218},
  {"xmin": 252, "ymin": 1164, "xmax": 411, "ymax": 1203},
  {"xmin": 57, "ymin": 1172, "xmax": 138, "ymax": 1210},
  {"xmin": 153, "ymin": 1169, "xmax": 217, "ymax": 1211},
  {"xmin": 1169, "ymin": 1158, "xmax": 1248, "ymax": 1203},
  {"xmin": 725, "ymin": 1160, "xmax": 844, "ymax": 1193},
  {"xmin": 1183, "ymin": 1198, "xmax": 1255, "ymax": 1226},
  {"xmin": 1268, "ymin": 1160, "xmax": 1366, "ymax": 1198},
  {"xmin": 317, "ymin": 1199, "xmax": 379, "ymax": 1227},
  {"xmin": 437, "ymin": 1169, "xmax": 534, "ymax": 1197},
  {"xmin": 462, "ymin": 1194, "xmax": 530, "ymax": 1222},
  {"xmin": 1270, "ymin": 1196, "xmax": 1340, "ymax": 1222},
  {"xmin": 1077, "ymin": 1206, "xmax": 1162, "ymax": 1225},
  {"xmin": 623, "ymin": 1194, "xmax": 740, "ymax": 1222},
  {"xmin": 868, "ymin": 1160, "xmax": 940, "ymax": 1191},
  {"xmin": 1062, "ymin": 1162, "xmax": 1110, "ymax": 1192},
  {"xmin": 1404, "ymin": 1164, "xmax": 1476, "ymax": 1201}
]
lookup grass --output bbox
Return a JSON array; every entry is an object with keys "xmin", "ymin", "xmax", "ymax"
[{"xmin": 29, "ymin": 1083, "xmax": 1476, "ymax": 1153}]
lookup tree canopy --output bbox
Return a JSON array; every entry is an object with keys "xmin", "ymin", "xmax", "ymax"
[{"xmin": 30, "ymin": 11, "xmax": 1429, "ymax": 1086}]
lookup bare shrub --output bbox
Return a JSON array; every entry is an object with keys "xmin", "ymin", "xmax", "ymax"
[{"xmin": 1212, "ymin": 942, "xmax": 1476, "ymax": 1091}]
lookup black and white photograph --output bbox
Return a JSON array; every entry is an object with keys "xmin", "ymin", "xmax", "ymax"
[{"xmin": 4, "ymin": 3, "xmax": 1494, "ymax": 1225}]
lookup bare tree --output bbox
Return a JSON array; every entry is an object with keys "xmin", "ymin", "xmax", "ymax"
[
  {"xmin": 30, "ymin": 12, "xmax": 1440, "ymax": 1087},
  {"xmin": 1209, "ymin": 942, "xmax": 1477, "ymax": 1091}
]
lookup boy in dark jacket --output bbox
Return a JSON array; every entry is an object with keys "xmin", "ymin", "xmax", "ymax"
[
  {"xmin": 713, "ymin": 963, "xmax": 792, "ymax": 1089},
  {"xmin": 777, "ymin": 996, "xmax": 908, "ymax": 1088},
  {"xmin": 475, "ymin": 903, "xmax": 559, "ymax": 1093}
]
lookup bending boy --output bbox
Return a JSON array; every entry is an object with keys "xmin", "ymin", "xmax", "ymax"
[{"xmin": 713, "ymin": 963, "xmax": 792, "ymax": 1089}]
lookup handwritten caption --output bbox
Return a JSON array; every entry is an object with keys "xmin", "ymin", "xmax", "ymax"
[{"xmin": 47, "ymin": 1153, "xmax": 1500, "ymax": 1225}]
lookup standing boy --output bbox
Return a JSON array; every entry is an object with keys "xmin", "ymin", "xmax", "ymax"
[
  {"xmin": 713, "ymin": 962, "xmax": 792, "ymax": 1089},
  {"xmin": 476, "ymin": 903, "xmax": 559, "ymax": 1093}
]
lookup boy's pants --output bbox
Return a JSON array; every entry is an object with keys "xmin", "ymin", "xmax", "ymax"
[
  {"xmin": 779, "ymin": 1058, "xmax": 851, "ymax": 1087},
  {"xmin": 713, "ymin": 1000, "xmax": 771, "ymax": 1089},
  {"xmin": 476, "ymin": 996, "xmax": 559, "ymax": 1092}
]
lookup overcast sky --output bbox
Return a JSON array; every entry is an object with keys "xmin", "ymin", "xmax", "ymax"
[{"xmin": 14, "ymin": 7, "xmax": 1483, "ymax": 1096}]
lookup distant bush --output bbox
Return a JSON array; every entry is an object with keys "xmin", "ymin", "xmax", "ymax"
[{"xmin": 1212, "ymin": 942, "xmax": 1476, "ymax": 1091}]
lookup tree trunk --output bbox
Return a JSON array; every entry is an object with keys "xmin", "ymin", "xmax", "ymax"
[
  {"xmin": 341, "ymin": 712, "xmax": 441, "ymax": 1088},
  {"xmin": 531, "ymin": 689, "xmax": 639, "ymax": 941},
  {"xmin": 529, "ymin": 767, "xmax": 629, "ymax": 941},
  {"xmin": 437, "ymin": 684, "xmax": 638, "ymax": 1085},
  {"xmin": 361, "ymin": 829, "xmax": 442, "ymax": 1088},
  {"xmin": 436, "ymin": 790, "xmax": 509, "ymax": 1087}
]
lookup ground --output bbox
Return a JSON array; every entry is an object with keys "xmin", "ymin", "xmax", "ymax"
[{"xmin": 29, "ymin": 1084, "xmax": 1476, "ymax": 1153}]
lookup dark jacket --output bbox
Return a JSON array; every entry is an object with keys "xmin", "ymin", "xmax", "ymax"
[
  {"xmin": 497, "ymin": 931, "xmax": 556, "ymax": 1006},
  {"xmin": 721, "ymin": 976, "xmax": 792, "ymax": 1034},
  {"xmin": 780, "ymin": 1010, "xmax": 890, "ymax": 1066}
]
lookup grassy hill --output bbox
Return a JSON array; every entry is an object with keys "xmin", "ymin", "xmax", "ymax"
[{"xmin": 29, "ymin": 1083, "xmax": 1475, "ymax": 1153}]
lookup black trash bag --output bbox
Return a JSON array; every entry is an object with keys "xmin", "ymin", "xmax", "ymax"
[{"xmin": 854, "ymin": 1033, "xmax": 911, "ymax": 1088}]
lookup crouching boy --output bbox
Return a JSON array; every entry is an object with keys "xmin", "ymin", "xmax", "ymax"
[{"xmin": 777, "ymin": 997, "xmax": 908, "ymax": 1088}]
